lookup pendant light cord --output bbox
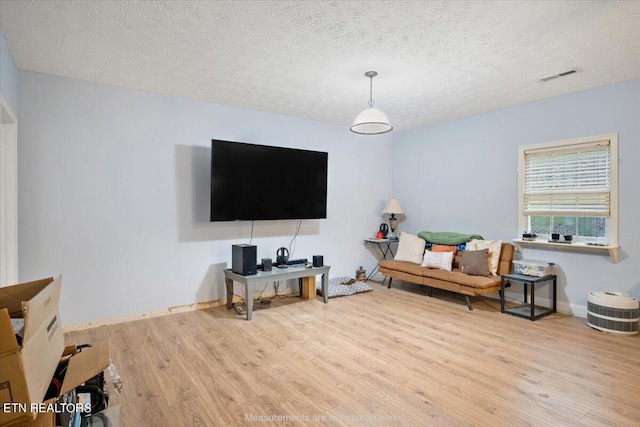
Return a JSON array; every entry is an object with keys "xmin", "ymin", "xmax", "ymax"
[{"xmin": 369, "ymin": 75, "xmax": 375, "ymax": 107}]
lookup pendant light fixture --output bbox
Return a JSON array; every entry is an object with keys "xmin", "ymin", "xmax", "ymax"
[{"xmin": 350, "ymin": 71, "xmax": 393, "ymax": 135}]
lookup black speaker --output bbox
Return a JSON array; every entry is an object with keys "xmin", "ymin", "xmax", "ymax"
[
  {"xmin": 232, "ymin": 244, "xmax": 257, "ymax": 276},
  {"xmin": 312, "ymin": 255, "xmax": 323, "ymax": 267},
  {"xmin": 261, "ymin": 258, "xmax": 272, "ymax": 272}
]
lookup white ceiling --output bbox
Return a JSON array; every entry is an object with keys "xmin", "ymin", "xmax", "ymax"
[{"xmin": 1, "ymin": 1, "xmax": 640, "ymax": 131}]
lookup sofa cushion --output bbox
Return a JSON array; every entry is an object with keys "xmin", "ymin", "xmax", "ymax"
[
  {"xmin": 379, "ymin": 259, "xmax": 427, "ymax": 276},
  {"xmin": 461, "ymin": 249, "xmax": 492, "ymax": 277},
  {"xmin": 466, "ymin": 239, "xmax": 502, "ymax": 275},
  {"xmin": 421, "ymin": 267, "xmax": 501, "ymax": 289},
  {"xmin": 394, "ymin": 232, "xmax": 426, "ymax": 264},
  {"xmin": 380, "ymin": 259, "xmax": 502, "ymax": 289},
  {"xmin": 421, "ymin": 250, "xmax": 453, "ymax": 271}
]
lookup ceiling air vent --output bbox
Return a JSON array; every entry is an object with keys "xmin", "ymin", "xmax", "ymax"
[{"xmin": 540, "ymin": 69, "xmax": 579, "ymax": 82}]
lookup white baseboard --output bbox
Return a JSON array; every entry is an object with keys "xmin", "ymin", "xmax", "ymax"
[{"xmin": 502, "ymin": 290, "xmax": 587, "ymax": 318}]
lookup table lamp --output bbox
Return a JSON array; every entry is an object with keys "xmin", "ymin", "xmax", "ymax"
[{"xmin": 382, "ymin": 198, "xmax": 404, "ymax": 240}]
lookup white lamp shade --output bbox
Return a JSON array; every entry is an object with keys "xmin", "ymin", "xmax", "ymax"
[
  {"xmin": 350, "ymin": 108, "xmax": 393, "ymax": 135},
  {"xmin": 383, "ymin": 198, "xmax": 404, "ymax": 215}
]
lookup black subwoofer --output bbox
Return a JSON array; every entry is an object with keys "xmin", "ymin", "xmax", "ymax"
[{"xmin": 232, "ymin": 244, "xmax": 257, "ymax": 276}]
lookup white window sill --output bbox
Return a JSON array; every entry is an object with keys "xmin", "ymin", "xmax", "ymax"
[{"xmin": 513, "ymin": 239, "xmax": 619, "ymax": 263}]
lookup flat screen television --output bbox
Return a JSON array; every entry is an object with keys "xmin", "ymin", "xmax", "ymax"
[{"xmin": 210, "ymin": 139, "xmax": 328, "ymax": 221}]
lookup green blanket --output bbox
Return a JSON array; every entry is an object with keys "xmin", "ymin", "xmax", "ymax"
[{"xmin": 418, "ymin": 231, "xmax": 484, "ymax": 245}]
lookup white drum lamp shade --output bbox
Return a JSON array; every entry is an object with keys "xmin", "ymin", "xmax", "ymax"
[
  {"xmin": 350, "ymin": 71, "xmax": 392, "ymax": 135},
  {"xmin": 351, "ymin": 108, "xmax": 393, "ymax": 135}
]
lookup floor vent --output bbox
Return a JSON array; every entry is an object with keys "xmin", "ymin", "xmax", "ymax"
[{"xmin": 587, "ymin": 292, "xmax": 639, "ymax": 335}]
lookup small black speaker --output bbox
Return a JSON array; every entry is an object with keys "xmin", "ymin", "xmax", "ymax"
[
  {"xmin": 261, "ymin": 258, "xmax": 272, "ymax": 271},
  {"xmin": 232, "ymin": 244, "xmax": 257, "ymax": 276},
  {"xmin": 312, "ymin": 255, "xmax": 323, "ymax": 267}
]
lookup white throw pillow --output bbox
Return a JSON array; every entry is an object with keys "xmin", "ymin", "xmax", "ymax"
[
  {"xmin": 465, "ymin": 239, "xmax": 502, "ymax": 275},
  {"xmin": 421, "ymin": 250, "xmax": 453, "ymax": 271},
  {"xmin": 394, "ymin": 232, "xmax": 426, "ymax": 264}
]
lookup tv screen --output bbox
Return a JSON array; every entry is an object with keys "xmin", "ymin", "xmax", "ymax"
[{"xmin": 210, "ymin": 139, "xmax": 328, "ymax": 221}]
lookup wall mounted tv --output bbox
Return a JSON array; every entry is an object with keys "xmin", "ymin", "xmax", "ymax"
[{"xmin": 210, "ymin": 139, "xmax": 328, "ymax": 221}]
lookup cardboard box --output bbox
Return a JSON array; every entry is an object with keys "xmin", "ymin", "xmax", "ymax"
[
  {"xmin": 53, "ymin": 341, "xmax": 112, "ymax": 427},
  {"xmin": 4, "ymin": 341, "xmax": 111, "ymax": 427},
  {"xmin": 56, "ymin": 341, "xmax": 110, "ymax": 397},
  {"xmin": 1, "ymin": 277, "xmax": 65, "ymax": 427},
  {"xmin": 20, "ymin": 411, "xmax": 53, "ymax": 427}
]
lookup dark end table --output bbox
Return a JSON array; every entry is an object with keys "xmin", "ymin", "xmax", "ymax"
[{"xmin": 501, "ymin": 273, "xmax": 557, "ymax": 321}]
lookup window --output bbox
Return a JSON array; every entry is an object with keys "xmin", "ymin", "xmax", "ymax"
[{"xmin": 518, "ymin": 134, "xmax": 618, "ymax": 245}]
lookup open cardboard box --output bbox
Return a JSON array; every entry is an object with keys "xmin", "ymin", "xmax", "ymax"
[
  {"xmin": 1, "ymin": 277, "xmax": 64, "ymax": 427},
  {"xmin": 22, "ymin": 341, "xmax": 111, "ymax": 427},
  {"xmin": 55, "ymin": 342, "xmax": 110, "ymax": 398},
  {"xmin": 0, "ymin": 276, "xmax": 111, "ymax": 427}
]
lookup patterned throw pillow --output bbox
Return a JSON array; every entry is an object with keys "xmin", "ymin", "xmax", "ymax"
[{"xmin": 421, "ymin": 250, "xmax": 454, "ymax": 271}]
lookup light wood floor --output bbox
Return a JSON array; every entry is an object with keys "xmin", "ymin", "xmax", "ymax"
[{"xmin": 66, "ymin": 281, "xmax": 640, "ymax": 427}]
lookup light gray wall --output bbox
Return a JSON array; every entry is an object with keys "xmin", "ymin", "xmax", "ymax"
[
  {"xmin": 0, "ymin": 30, "xmax": 18, "ymax": 112},
  {"xmin": 392, "ymin": 79, "xmax": 640, "ymax": 315},
  {"xmin": 18, "ymin": 71, "xmax": 392, "ymax": 325},
  {"xmin": 18, "ymin": 66, "xmax": 638, "ymax": 322}
]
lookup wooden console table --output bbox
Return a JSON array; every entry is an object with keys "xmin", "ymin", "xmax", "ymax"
[{"xmin": 224, "ymin": 265, "xmax": 331, "ymax": 320}]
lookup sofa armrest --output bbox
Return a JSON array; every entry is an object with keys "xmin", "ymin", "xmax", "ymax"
[{"xmin": 496, "ymin": 243, "xmax": 515, "ymax": 276}]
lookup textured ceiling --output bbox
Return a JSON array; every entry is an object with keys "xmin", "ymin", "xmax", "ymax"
[{"xmin": 1, "ymin": 1, "xmax": 640, "ymax": 131}]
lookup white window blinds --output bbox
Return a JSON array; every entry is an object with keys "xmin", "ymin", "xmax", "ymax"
[{"xmin": 523, "ymin": 141, "xmax": 611, "ymax": 217}]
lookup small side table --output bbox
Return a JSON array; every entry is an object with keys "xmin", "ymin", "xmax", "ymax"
[
  {"xmin": 364, "ymin": 238, "xmax": 398, "ymax": 282},
  {"xmin": 501, "ymin": 273, "xmax": 557, "ymax": 321}
]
